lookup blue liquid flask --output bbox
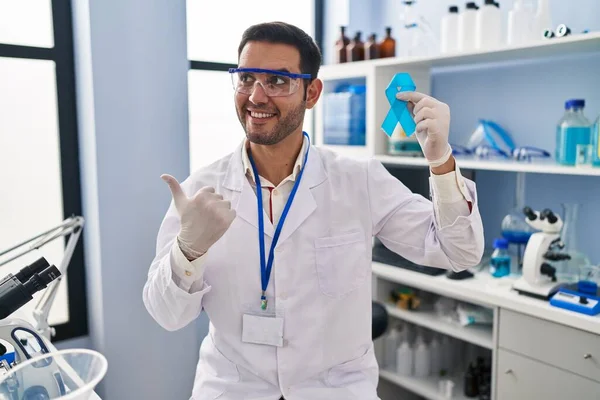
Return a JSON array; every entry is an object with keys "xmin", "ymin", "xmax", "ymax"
[
  {"xmin": 556, "ymin": 99, "xmax": 592, "ymax": 165},
  {"xmin": 490, "ymin": 238, "xmax": 511, "ymax": 278},
  {"xmin": 591, "ymin": 116, "xmax": 600, "ymax": 167}
]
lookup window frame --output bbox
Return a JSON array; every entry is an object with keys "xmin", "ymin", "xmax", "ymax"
[{"xmin": 0, "ymin": 0, "xmax": 88, "ymax": 342}]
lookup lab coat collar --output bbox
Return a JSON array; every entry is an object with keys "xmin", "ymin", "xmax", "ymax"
[{"xmin": 222, "ymin": 136, "xmax": 327, "ymax": 240}]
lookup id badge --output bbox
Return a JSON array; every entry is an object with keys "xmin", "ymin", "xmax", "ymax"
[{"xmin": 242, "ymin": 297, "xmax": 284, "ymax": 347}]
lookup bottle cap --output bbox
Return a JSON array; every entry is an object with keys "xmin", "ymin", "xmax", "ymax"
[
  {"xmin": 493, "ymin": 238, "xmax": 509, "ymax": 249},
  {"xmin": 565, "ymin": 99, "xmax": 585, "ymax": 109},
  {"xmin": 466, "ymin": 2, "xmax": 479, "ymax": 10},
  {"xmin": 449, "ymin": 5, "xmax": 459, "ymax": 12}
]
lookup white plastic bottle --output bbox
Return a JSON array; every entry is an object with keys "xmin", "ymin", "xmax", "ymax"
[
  {"xmin": 507, "ymin": 0, "xmax": 533, "ymax": 45},
  {"xmin": 475, "ymin": 0, "xmax": 503, "ymax": 50},
  {"xmin": 383, "ymin": 327, "xmax": 400, "ymax": 370},
  {"xmin": 396, "ymin": 339, "xmax": 414, "ymax": 375},
  {"xmin": 413, "ymin": 333, "xmax": 431, "ymax": 377},
  {"xmin": 531, "ymin": 0, "xmax": 552, "ymax": 41},
  {"xmin": 458, "ymin": 2, "xmax": 479, "ymax": 52},
  {"xmin": 429, "ymin": 334, "xmax": 441, "ymax": 377},
  {"xmin": 440, "ymin": 5, "xmax": 460, "ymax": 54}
]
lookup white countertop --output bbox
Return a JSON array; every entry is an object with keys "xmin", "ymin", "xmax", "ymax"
[{"xmin": 372, "ymin": 262, "xmax": 600, "ymax": 335}]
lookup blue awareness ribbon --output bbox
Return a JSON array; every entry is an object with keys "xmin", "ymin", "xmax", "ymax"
[{"xmin": 381, "ymin": 73, "xmax": 417, "ymax": 137}]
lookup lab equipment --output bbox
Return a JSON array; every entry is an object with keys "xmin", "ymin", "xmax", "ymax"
[
  {"xmin": 378, "ymin": 27, "xmax": 396, "ymax": 58},
  {"xmin": 554, "ymin": 203, "xmax": 590, "ymax": 282},
  {"xmin": 458, "ymin": 2, "xmax": 479, "ymax": 52},
  {"xmin": 550, "ymin": 265, "xmax": 600, "ymax": 315},
  {"xmin": 323, "ymin": 84, "xmax": 366, "ymax": 146},
  {"xmin": 512, "ymin": 207, "xmax": 568, "ymax": 299},
  {"xmin": 465, "ymin": 119, "xmax": 516, "ymax": 157},
  {"xmin": 556, "ymin": 99, "xmax": 592, "ymax": 165},
  {"xmin": 412, "ymin": 330, "xmax": 431, "ymax": 377},
  {"xmin": 0, "ymin": 259, "xmax": 61, "ymax": 320},
  {"xmin": 440, "ymin": 5, "xmax": 459, "ymax": 54},
  {"xmin": 388, "ymin": 124, "xmax": 422, "ymax": 156},
  {"xmin": 381, "ymin": 73, "xmax": 416, "ymax": 137},
  {"xmin": 507, "ymin": 0, "xmax": 533, "ymax": 45},
  {"xmin": 334, "ymin": 26, "xmax": 350, "ymax": 63},
  {"xmin": 475, "ymin": 0, "xmax": 503, "ymax": 50},
  {"xmin": 228, "ymin": 68, "xmax": 312, "ymax": 97},
  {"xmin": 543, "ymin": 29, "xmax": 555, "ymax": 39},
  {"xmin": 591, "ymin": 115, "xmax": 600, "ymax": 166},
  {"xmin": 556, "ymin": 23, "xmax": 571, "ymax": 37},
  {"xmin": 531, "ymin": 0, "xmax": 552, "ymax": 40},
  {"xmin": 489, "ymin": 238, "xmax": 511, "ymax": 278},
  {"xmin": 0, "ymin": 216, "xmax": 84, "ymax": 339},
  {"xmin": 463, "ymin": 363, "xmax": 479, "ymax": 397},
  {"xmin": 0, "ymin": 348, "xmax": 107, "ymax": 400},
  {"xmin": 456, "ymin": 303, "xmax": 494, "ymax": 326},
  {"xmin": 501, "ymin": 172, "xmax": 535, "ymax": 261},
  {"xmin": 429, "ymin": 334, "xmax": 441, "ymax": 376},
  {"xmin": 364, "ymin": 34, "xmax": 379, "ymax": 60},
  {"xmin": 399, "ymin": 0, "xmax": 438, "ymax": 57},
  {"xmin": 395, "ymin": 338, "xmax": 413, "ymax": 375},
  {"xmin": 346, "ymin": 31, "xmax": 365, "ymax": 62},
  {"xmin": 438, "ymin": 379, "xmax": 455, "ymax": 398},
  {"xmin": 383, "ymin": 325, "xmax": 401, "ymax": 369}
]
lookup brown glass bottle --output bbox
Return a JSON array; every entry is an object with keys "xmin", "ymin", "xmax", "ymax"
[
  {"xmin": 365, "ymin": 33, "xmax": 379, "ymax": 60},
  {"xmin": 334, "ymin": 26, "xmax": 350, "ymax": 63},
  {"xmin": 379, "ymin": 27, "xmax": 396, "ymax": 58},
  {"xmin": 346, "ymin": 31, "xmax": 365, "ymax": 62}
]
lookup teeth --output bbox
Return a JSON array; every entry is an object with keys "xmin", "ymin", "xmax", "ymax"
[{"xmin": 250, "ymin": 111, "xmax": 275, "ymax": 119}]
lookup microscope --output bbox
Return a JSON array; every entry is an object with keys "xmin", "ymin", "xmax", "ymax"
[{"xmin": 512, "ymin": 207, "xmax": 570, "ymax": 299}]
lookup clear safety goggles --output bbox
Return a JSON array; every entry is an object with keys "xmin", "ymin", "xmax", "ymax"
[{"xmin": 228, "ymin": 68, "xmax": 312, "ymax": 97}]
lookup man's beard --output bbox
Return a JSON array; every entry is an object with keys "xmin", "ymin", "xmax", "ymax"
[{"xmin": 238, "ymin": 101, "xmax": 306, "ymax": 145}]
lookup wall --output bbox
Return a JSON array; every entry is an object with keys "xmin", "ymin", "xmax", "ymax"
[
  {"xmin": 324, "ymin": 0, "xmax": 600, "ymax": 263},
  {"xmin": 70, "ymin": 0, "xmax": 201, "ymax": 398}
]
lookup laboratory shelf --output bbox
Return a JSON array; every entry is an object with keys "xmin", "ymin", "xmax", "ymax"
[
  {"xmin": 379, "ymin": 369, "xmax": 469, "ymax": 400},
  {"xmin": 384, "ymin": 304, "xmax": 494, "ymax": 350},
  {"xmin": 375, "ymin": 155, "xmax": 600, "ymax": 176},
  {"xmin": 318, "ymin": 32, "xmax": 600, "ymax": 81}
]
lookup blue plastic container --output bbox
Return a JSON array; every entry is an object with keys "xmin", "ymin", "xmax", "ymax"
[
  {"xmin": 555, "ymin": 99, "xmax": 592, "ymax": 165},
  {"xmin": 490, "ymin": 238, "xmax": 511, "ymax": 278},
  {"xmin": 323, "ymin": 84, "xmax": 366, "ymax": 146},
  {"xmin": 591, "ymin": 116, "xmax": 600, "ymax": 167}
]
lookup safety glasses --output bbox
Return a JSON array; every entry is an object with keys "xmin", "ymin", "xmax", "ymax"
[{"xmin": 228, "ymin": 68, "xmax": 312, "ymax": 97}]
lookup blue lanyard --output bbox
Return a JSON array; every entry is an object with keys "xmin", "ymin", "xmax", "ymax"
[{"xmin": 247, "ymin": 132, "xmax": 310, "ymax": 310}]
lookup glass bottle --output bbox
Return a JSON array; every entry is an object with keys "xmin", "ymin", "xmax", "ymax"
[
  {"xmin": 591, "ymin": 115, "xmax": 600, "ymax": 167},
  {"xmin": 379, "ymin": 27, "xmax": 396, "ymax": 58},
  {"xmin": 490, "ymin": 238, "xmax": 511, "ymax": 278},
  {"xmin": 555, "ymin": 203, "xmax": 590, "ymax": 282},
  {"xmin": 364, "ymin": 33, "xmax": 379, "ymax": 60},
  {"xmin": 346, "ymin": 31, "xmax": 365, "ymax": 62},
  {"xmin": 334, "ymin": 26, "xmax": 350, "ymax": 63},
  {"xmin": 556, "ymin": 99, "xmax": 592, "ymax": 165}
]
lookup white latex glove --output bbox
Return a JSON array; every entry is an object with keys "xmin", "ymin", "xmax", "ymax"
[
  {"xmin": 396, "ymin": 91, "xmax": 453, "ymax": 168},
  {"xmin": 161, "ymin": 174, "xmax": 236, "ymax": 260}
]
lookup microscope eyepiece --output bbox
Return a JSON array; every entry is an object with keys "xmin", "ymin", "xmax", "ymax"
[
  {"xmin": 541, "ymin": 208, "xmax": 558, "ymax": 224},
  {"xmin": 523, "ymin": 206, "xmax": 537, "ymax": 220}
]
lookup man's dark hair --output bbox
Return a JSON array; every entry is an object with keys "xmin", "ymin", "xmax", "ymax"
[{"xmin": 238, "ymin": 21, "xmax": 322, "ymax": 83}]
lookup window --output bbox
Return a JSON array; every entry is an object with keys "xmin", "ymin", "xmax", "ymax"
[
  {"xmin": 0, "ymin": 0, "xmax": 87, "ymax": 341},
  {"xmin": 186, "ymin": 0, "xmax": 324, "ymax": 169}
]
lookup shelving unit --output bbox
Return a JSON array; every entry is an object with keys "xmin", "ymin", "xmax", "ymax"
[
  {"xmin": 384, "ymin": 303, "xmax": 494, "ymax": 350},
  {"xmin": 314, "ymin": 32, "xmax": 600, "ymax": 168},
  {"xmin": 375, "ymin": 155, "xmax": 600, "ymax": 176},
  {"xmin": 379, "ymin": 369, "xmax": 470, "ymax": 400}
]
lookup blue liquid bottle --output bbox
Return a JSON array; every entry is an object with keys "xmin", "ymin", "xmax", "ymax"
[
  {"xmin": 591, "ymin": 116, "xmax": 600, "ymax": 167},
  {"xmin": 490, "ymin": 238, "xmax": 511, "ymax": 278},
  {"xmin": 556, "ymin": 99, "xmax": 592, "ymax": 165}
]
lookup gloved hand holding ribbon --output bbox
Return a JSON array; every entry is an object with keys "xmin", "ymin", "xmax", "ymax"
[{"xmin": 381, "ymin": 73, "xmax": 452, "ymax": 168}]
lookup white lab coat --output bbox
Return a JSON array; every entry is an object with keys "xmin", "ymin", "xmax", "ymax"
[{"xmin": 143, "ymin": 141, "xmax": 484, "ymax": 400}]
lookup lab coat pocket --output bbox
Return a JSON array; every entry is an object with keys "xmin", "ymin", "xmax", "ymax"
[
  {"xmin": 326, "ymin": 345, "xmax": 378, "ymax": 394},
  {"xmin": 194, "ymin": 334, "xmax": 240, "ymax": 399},
  {"xmin": 315, "ymin": 231, "xmax": 369, "ymax": 298}
]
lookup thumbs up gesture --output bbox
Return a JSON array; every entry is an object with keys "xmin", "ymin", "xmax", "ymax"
[{"xmin": 161, "ymin": 174, "xmax": 236, "ymax": 259}]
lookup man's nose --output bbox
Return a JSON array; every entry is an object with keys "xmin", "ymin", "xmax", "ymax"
[{"xmin": 249, "ymin": 82, "xmax": 269, "ymax": 104}]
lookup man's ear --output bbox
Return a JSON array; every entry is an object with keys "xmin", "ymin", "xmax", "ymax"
[{"xmin": 305, "ymin": 79, "xmax": 323, "ymax": 110}]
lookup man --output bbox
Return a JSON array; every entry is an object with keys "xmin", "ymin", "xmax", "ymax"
[{"xmin": 143, "ymin": 22, "xmax": 484, "ymax": 400}]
